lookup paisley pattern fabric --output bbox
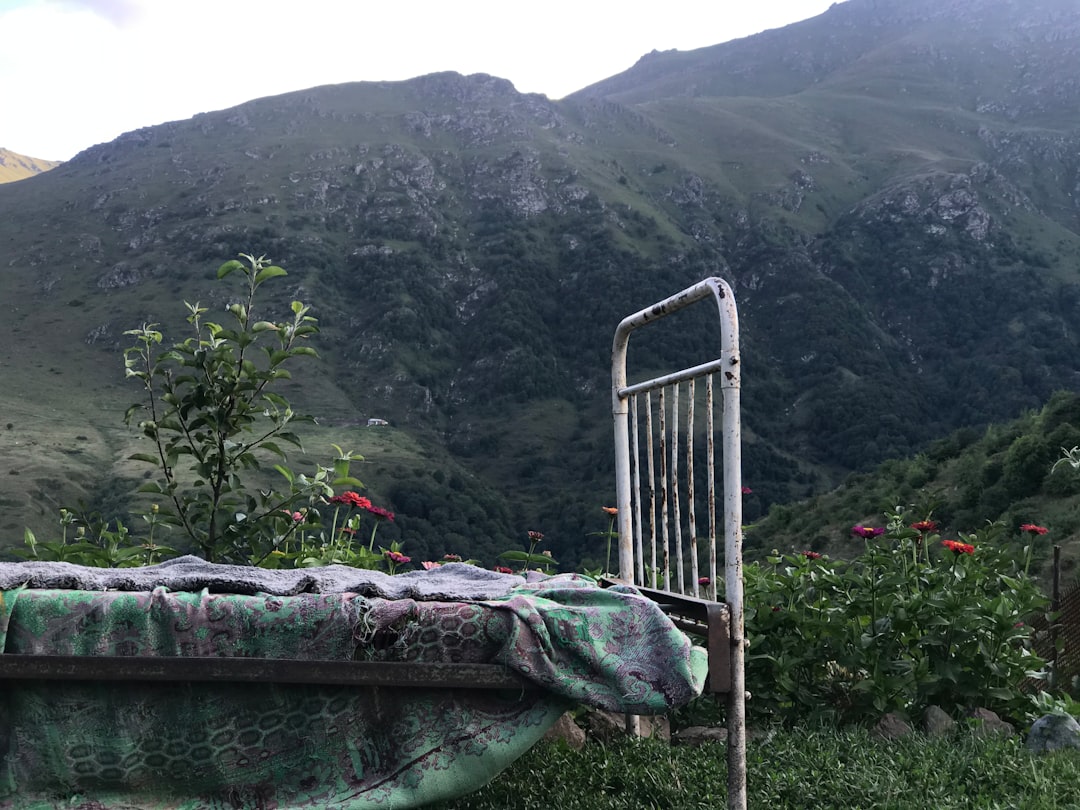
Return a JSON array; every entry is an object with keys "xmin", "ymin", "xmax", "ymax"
[{"xmin": 0, "ymin": 567, "xmax": 706, "ymax": 809}]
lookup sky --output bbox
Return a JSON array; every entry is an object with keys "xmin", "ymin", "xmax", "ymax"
[{"xmin": 2, "ymin": 0, "xmax": 843, "ymax": 162}]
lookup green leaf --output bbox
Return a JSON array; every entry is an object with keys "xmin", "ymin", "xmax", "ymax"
[
  {"xmin": 128, "ymin": 453, "xmax": 160, "ymax": 464},
  {"xmin": 254, "ymin": 266, "xmax": 287, "ymax": 285},
  {"xmin": 217, "ymin": 259, "xmax": 244, "ymax": 279},
  {"xmin": 331, "ymin": 476, "xmax": 365, "ymax": 489}
]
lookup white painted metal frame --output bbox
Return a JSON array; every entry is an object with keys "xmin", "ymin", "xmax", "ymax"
[{"xmin": 611, "ymin": 277, "xmax": 746, "ymax": 810}]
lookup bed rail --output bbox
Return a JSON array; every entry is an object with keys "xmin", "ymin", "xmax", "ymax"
[{"xmin": 0, "ymin": 654, "xmax": 532, "ymax": 689}]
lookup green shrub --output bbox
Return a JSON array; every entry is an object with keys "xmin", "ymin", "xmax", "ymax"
[{"xmin": 734, "ymin": 507, "xmax": 1049, "ymax": 727}]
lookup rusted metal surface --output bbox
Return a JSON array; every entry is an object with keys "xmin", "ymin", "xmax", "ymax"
[{"xmin": 0, "ymin": 654, "xmax": 533, "ymax": 690}]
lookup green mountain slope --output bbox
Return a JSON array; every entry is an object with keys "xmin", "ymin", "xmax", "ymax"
[
  {"xmin": 3, "ymin": 0, "xmax": 1080, "ymax": 568},
  {"xmin": 747, "ymin": 390, "xmax": 1080, "ymax": 581}
]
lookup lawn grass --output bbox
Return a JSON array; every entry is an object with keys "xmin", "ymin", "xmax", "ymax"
[{"xmin": 430, "ymin": 724, "xmax": 1080, "ymax": 809}]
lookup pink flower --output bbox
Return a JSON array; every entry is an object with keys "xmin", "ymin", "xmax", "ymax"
[
  {"xmin": 852, "ymin": 525, "xmax": 885, "ymax": 539},
  {"xmin": 1020, "ymin": 523, "xmax": 1049, "ymax": 535},
  {"xmin": 366, "ymin": 505, "xmax": 395, "ymax": 522},
  {"xmin": 741, "ymin": 486, "xmax": 753, "ymax": 495},
  {"xmin": 443, "ymin": 553, "xmax": 462, "ymax": 562},
  {"xmin": 801, "ymin": 551, "xmax": 822, "ymax": 560},
  {"xmin": 698, "ymin": 577, "xmax": 711, "ymax": 586},
  {"xmin": 420, "ymin": 561, "xmax": 440, "ymax": 570},
  {"xmin": 384, "ymin": 550, "xmax": 411, "ymax": 564},
  {"xmin": 527, "ymin": 530, "xmax": 544, "ymax": 541}
]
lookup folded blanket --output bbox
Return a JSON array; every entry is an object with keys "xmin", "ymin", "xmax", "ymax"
[{"xmin": 0, "ymin": 555, "xmax": 526, "ymax": 599}]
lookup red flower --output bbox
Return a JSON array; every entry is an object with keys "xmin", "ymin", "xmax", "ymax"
[
  {"xmin": 494, "ymin": 566, "xmax": 514, "ymax": 574},
  {"xmin": 443, "ymin": 553, "xmax": 462, "ymax": 562},
  {"xmin": 801, "ymin": 551, "xmax": 822, "ymax": 560},
  {"xmin": 527, "ymin": 531, "xmax": 544, "ymax": 541},
  {"xmin": 771, "ymin": 605, "xmax": 781, "ymax": 612},
  {"xmin": 698, "ymin": 576, "xmax": 711, "ymax": 586},
  {"xmin": 329, "ymin": 492, "xmax": 372, "ymax": 510},
  {"xmin": 911, "ymin": 520, "xmax": 938, "ymax": 532},
  {"xmin": 384, "ymin": 550, "xmax": 411, "ymax": 564},
  {"xmin": 366, "ymin": 505, "xmax": 395, "ymax": 522},
  {"xmin": 942, "ymin": 539, "xmax": 975, "ymax": 555},
  {"xmin": 852, "ymin": 525, "xmax": 885, "ymax": 539},
  {"xmin": 601, "ymin": 506, "xmax": 618, "ymax": 516},
  {"xmin": 1020, "ymin": 523, "xmax": 1049, "ymax": 535},
  {"xmin": 741, "ymin": 486, "xmax": 753, "ymax": 495}
]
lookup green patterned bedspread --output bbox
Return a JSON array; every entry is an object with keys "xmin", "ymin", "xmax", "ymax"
[{"xmin": 0, "ymin": 567, "xmax": 706, "ymax": 809}]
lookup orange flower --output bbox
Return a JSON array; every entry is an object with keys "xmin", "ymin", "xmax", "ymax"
[
  {"xmin": 602, "ymin": 506, "xmax": 618, "ymax": 515},
  {"xmin": 942, "ymin": 539, "xmax": 974, "ymax": 555}
]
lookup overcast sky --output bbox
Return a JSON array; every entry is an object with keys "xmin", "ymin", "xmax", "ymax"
[{"xmin": 3, "ymin": 0, "xmax": 843, "ymax": 162}]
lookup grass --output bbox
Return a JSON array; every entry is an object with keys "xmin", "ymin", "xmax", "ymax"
[{"xmin": 429, "ymin": 725, "xmax": 1080, "ymax": 809}]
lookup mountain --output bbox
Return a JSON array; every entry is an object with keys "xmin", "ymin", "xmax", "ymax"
[
  {"xmin": 0, "ymin": 148, "xmax": 61, "ymax": 183},
  {"xmin": 3, "ymin": 0, "xmax": 1080, "ymax": 566}
]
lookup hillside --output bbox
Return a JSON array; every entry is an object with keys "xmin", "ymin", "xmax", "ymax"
[
  {"xmin": 747, "ymin": 390, "xmax": 1080, "ymax": 582},
  {"xmin": 0, "ymin": 148, "xmax": 60, "ymax": 183},
  {"xmin": 2, "ymin": 0, "xmax": 1080, "ymax": 568}
]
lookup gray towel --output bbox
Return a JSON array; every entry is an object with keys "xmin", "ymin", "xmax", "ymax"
[{"xmin": 0, "ymin": 555, "xmax": 524, "ymax": 600}]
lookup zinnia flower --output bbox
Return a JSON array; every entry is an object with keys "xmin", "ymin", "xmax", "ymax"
[
  {"xmin": 384, "ymin": 550, "xmax": 411, "ymax": 564},
  {"xmin": 802, "ymin": 551, "xmax": 822, "ymax": 560},
  {"xmin": 527, "ymin": 530, "xmax": 544, "ymax": 541},
  {"xmin": 366, "ymin": 505, "xmax": 395, "ymax": 522},
  {"xmin": 443, "ymin": 553, "xmax": 462, "ymax": 562},
  {"xmin": 698, "ymin": 576, "xmax": 711, "ymax": 586},
  {"xmin": 1020, "ymin": 523, "xmax": 1049, "ymax": 535},
  {"xmin": 852, "ymin": 525, "xmax": 885, "ymax": 539},
  {"xmin": 911, "ymin": 520, "xmax": 938, "ymax": 532},
  {"xmin": 602, "ymin": 506, "xmax": 618, "ymax": 516},
  {"xmin": 330, "ymin": 492, "xmax": 373, "ymax": 510},
  {"xmin": 741, "ymin": 486, "xmax": 753, "ymax": 495},
  {"xmin": 494, "ymin": 566, "xmax": 514, "ymax": 574},
  {"xmin": 420, "ymin": 561, "xmax": 440, "ymax": 570},
  {"xmin": 942, "ymin": 539, "xmax": 975, "ymax": 555}
]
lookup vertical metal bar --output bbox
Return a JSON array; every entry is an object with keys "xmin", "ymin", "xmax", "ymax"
[
  {"xmin": 612, "ymin": 322, "xmax": 634, "ymax": 584},
  {"xmin": 688, "ymin": 378, "xmax": 699, "ymax": 598},
  {"xmin": 671, "ymin": 383, "xmax": 684, "ymax": 595},
  {"xmin": 658, "ymin": 387, "xmax": 670, "ymax": 592},
  {"xmin": 630, "ymin": 394, "xmax": 645, "ymax": 586},
  {"xmin": 1053, "ymin": 544, "xmax": 1062, "ymax": 690},
  {"xmin": 707, "ymin": 374, "xmax": 717, "ymax": 602},
  {"xmin": 714, "ymin": 285, "xmax": 746, "ymax": 810},
  {"xmin": 644, "ymin": 391, "xmax": 657, "ymax": 588}
]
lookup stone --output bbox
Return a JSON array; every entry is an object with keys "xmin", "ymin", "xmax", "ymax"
[
  {"xmin": 585, "ymin": 710, "xmax": 670, "ymax": 742},
  {"xmin": 922, "ymin": 705, "xmax": 955, "ymax": 737},
  {"xmin": 542, "ymin": 712, "xmax": 587, "ymax": 750},
  {"xmin": 872, "ymin": 713, "xmax": 914, "ymax": 740},
  {"xmin": 1026, "ymin": 713, "xmax": 1080, "ymax": 753},
  {"xmin": 966, "ymin": 708, "xmax": 1015, "ymax": 738}
]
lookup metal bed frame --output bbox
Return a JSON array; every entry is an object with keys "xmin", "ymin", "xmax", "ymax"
[{"xmin": 610, "ymin": 276, "xmax": 747, "ymax": 810}]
